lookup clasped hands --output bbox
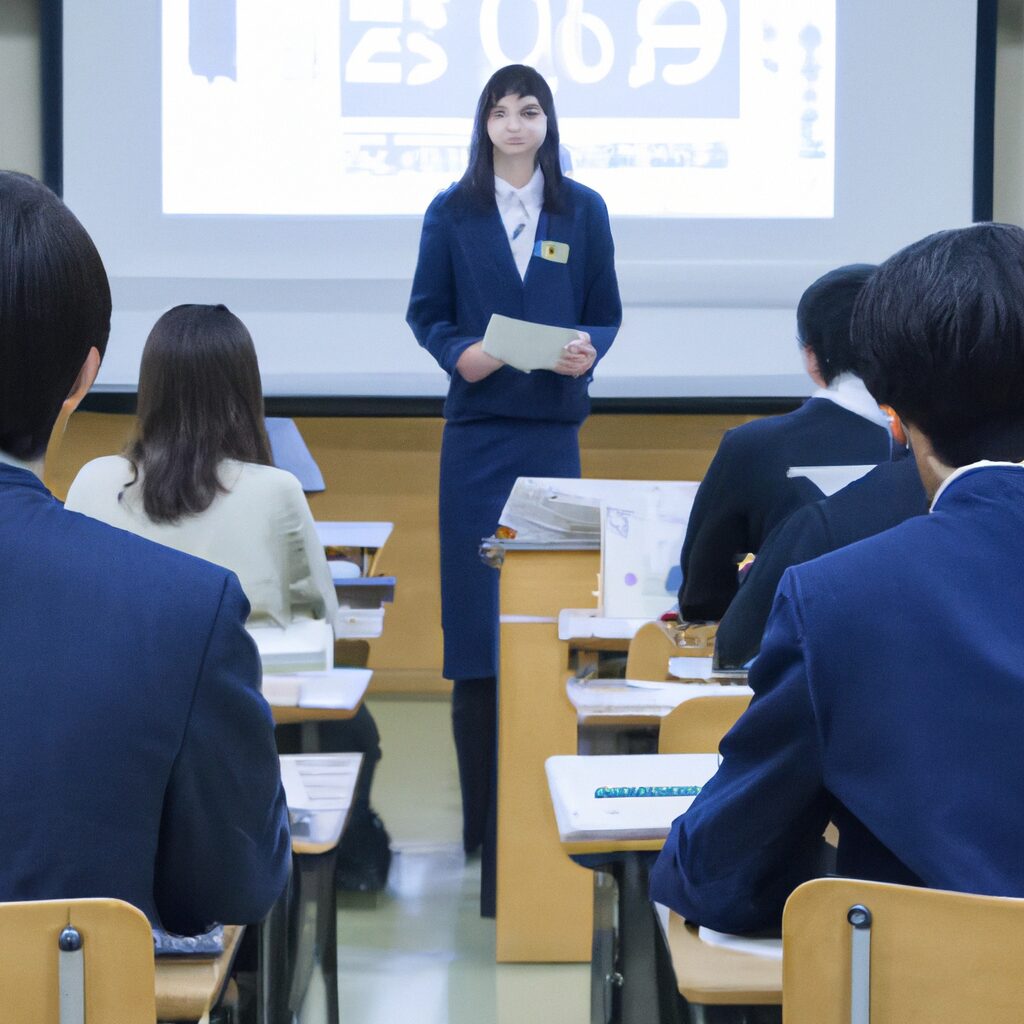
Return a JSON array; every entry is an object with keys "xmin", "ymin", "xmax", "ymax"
[
  {"xmin": 553, "ymin": 333, "xmax": 596, "ymax": 378},
  {"xmin": 455, "ymin": 332, "xmax": 595, "ymax": 383}
]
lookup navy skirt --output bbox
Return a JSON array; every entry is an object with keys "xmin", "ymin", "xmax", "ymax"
[{"xmin": 438, "ymin": 418, "xmax": 581, "ymax": 681}]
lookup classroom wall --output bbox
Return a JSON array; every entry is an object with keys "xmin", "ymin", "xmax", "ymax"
[
  {"xmin": 0, "ymin": 0, "xmax": 42, "ymax": 178},
  {"xmin": 47, "ymin": 412, "xmax": 753, "ymax": 692},
  {"xmin": 10, "ymin": 3, "xmax": 1024, "ymax": 689}
]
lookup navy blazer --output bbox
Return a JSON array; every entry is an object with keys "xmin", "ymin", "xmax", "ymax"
[
  {"xmin": 0, "ymin": 464, "xmax": 290, "ymax": 934},
  {"xmin": 679, "ymin": 398, "xmax": 893, "ymax": 621},
  {"xmin": 651, "ymin": 465, "xmax": 1024, "ymax": 934},
  {"xmin": 406, "ymin": 179, "xmax": 621, "ymax": 425},
  {"xmin": 714, "ymin": 457, "xmax": 927, "ymax": 667}
]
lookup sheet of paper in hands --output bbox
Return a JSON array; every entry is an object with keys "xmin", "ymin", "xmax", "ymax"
[{"xmin": 481, "ymin": 313, "xmax": 580, "ymax": 372}]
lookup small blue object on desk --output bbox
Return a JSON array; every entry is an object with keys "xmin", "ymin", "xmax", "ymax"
[{"xmin": 595, "ymin": 785, "xmax": 702, "ymax": 799}]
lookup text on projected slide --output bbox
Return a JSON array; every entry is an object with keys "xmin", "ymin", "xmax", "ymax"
[{"xmin": 162, "ymin": 0, "xmax": 835, "ymax": 218}]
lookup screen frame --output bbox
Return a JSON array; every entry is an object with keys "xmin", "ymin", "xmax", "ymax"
[{"xmin": 42, "ymin": 0, "xmax": 997, "ymax": 417}]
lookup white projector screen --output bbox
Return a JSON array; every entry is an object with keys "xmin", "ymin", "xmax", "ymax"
[{"xmin": 62, "ymin": 0, "xmax": 980, "ymax": 400}]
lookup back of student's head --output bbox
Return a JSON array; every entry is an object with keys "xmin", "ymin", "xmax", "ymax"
[
  {"xmin": 797, "ymin": 264, "xmax": 877, "ymax": 385},
  {"xmin": 853, "ymin": 223, "xmax": 1024, "ymax": 467},
  {"xmin": 127, "ymin": 303, "xmax": 271, "ymax": 522},
  {"xmin": 0, "ymin": 171, "xmax": 110, "ymax": 460}
]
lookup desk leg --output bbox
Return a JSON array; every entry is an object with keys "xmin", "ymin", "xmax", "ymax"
[
  {"xmin": 591, "ymin": 869, "xmax": 619, "ymax": 1024},
  {"xmin": 614, "ymin": 856, "xmax": 661, "ymax": 1024},
  {"xmin": 258, "ymin": 876, "xmax": 292, "ymax": 1024},
  {"xmin": 288, "ymin": 850, "xmax": 340, "ymax": 1024}
]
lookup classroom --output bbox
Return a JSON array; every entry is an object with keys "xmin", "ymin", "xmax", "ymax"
[{"xmin": 3, "ymin": 1, "xmax": 1024, "ymax": 1022}]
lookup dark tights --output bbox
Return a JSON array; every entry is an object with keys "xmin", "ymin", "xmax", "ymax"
[{"xmin": 451, "ymin": 676, "xmax": 497, "ymax": 917}]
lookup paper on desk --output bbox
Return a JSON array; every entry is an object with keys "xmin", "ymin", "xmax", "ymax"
[
  {"xmin": 280, "ymin": 754, "xmax": 361, "ymax": 812},
  {"xmin": 315, "ymin": 521, "xmax": 393, "ymax": 549},
  {"xmin": 787, "ymin": 465, "xmax": 875, "ymax": 497},
  {"xmin": 250, "ymin": 619, "xmax": 333, "ymax": 673},
  {"xmin": 558, "ymin": 608, "xmax": 648, "ymax": 640},
  {"xmin": 261, "ymin": 668, "xmax": 371, "ymax": 709},
  {"xmin": 697, "ymin": 927, "xmax": 782, "ymax": 960},
  {"xmin": 481, "ymin": 313, "xmax": 580, "ymax": 372},
  {"xmin": 667, "ymin": 657, "xmax": 717, "ymax": 680},
  {"xmin": 567, "ymin": 678, "xmax": 753, "ymax": 715}
]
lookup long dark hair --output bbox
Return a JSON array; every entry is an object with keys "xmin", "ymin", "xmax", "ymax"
[
  {"xmin": 460, "ymin": 64, "xmax": 564, "ymax": 212},
  {"xmin": 124, "ymin": 303, "xmax": 271, "ymax": 523}
]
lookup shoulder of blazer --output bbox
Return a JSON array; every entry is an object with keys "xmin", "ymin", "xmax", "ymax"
[
  {"xmin": 427, "ymin": 181, "xmax": 494, "ymax": 228},
  {"xmin": 557, "ymin": 178, "xmax": 609, "ymax": 218}
]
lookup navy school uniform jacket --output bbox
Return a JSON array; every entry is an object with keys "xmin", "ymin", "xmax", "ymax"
[
  {"xmin": 406, "ymin": 178, "xmax": 621, "ymax": 425},
  {"xmin": 0, "ymin": 464, "xmax": 290, "ymax": 934},
  {"xmin": 678, "ymin": 398, "xmax": 893, "ymax": 621},
  {"xmin": 651, "ymin": 465, "xmax": 1024, "ymax": 934},
  {"xmin": 714, "ymin": 456, "xmax": 928, "ymax": 668}
]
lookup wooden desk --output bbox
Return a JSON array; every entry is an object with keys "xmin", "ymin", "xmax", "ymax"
[
  {"xmin": 495, "ymin": 542, "xmax": 601, "ymax": 963},
  {"xmin": 264, "ymin": 668, "xmax": 370, "ymax": 731},
  {"xmin": 280, "ymin": 753, "xmax": 361, "ymax": 1024},
  {"xmin": 155, "ymin": 925, "xmax": 244, "ymax": 1022},
  {"xmin": 547, "ymin": 753, "xmax": 781, "ymax": 1023},
  {"xmin": 568, "ymin": 678, "xmax": 752, "ymax": 735}
]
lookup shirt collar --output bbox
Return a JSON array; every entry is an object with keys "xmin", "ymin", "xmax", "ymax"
[
  {"xmin": 811, "ymin": 373, "xmax": 892, "ymax": 430},
  {"xmin": 0, "ymin": 448, "xmax": 43, "ymax": 480},
  {"xmin": 930, "ymin": 459, "xmax": 1024, "ymax": 511},
  {"xmin": 494, "ymin": 165, "xmax": 545, "ymax": 209}
]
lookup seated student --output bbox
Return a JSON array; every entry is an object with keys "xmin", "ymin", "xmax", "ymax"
[
  {"xmin": 678, "ymin": 264, "xmax": 894, "ymax": 622},
  {"xmin": 714, "ymin": 454, "xmax": 928, "ymax": 668},
  {"xmin": 650, "ymin": 223, "xmax": 1024, "ymax": 934},
  {"xmin": 65, "ymin": 304, "xmax": 390, "ymax": 891},
  {"xmin": 0, "ymin": 171, "xmax": 289, "ymax": 933}
]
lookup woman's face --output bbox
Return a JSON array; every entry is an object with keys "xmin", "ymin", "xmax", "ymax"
[{"xmin": 486, "ymin": 93, "xmax": 547, "ymax": 161}]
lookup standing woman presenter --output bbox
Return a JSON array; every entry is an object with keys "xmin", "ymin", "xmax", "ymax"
[{"xmin": 406, "ymin": 64, "xmax": 621, "ymax": 915}]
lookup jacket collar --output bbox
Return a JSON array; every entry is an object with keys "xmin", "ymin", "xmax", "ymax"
[{"xmin": 930, "ymin": 460, "xmax": 1024, "ymax": 511}]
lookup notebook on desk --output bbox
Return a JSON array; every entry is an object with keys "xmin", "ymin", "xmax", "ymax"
[{"xmin": 249, "ymin": 619, "xmax": 333, "ymax": 674}]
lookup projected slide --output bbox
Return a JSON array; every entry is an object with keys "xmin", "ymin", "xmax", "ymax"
[{"xmin": 163, "ymin": 0, "xmax": 835, "ymax": 218}]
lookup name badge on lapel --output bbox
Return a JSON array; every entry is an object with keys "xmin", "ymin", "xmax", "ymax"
[{"xmin": 534, "ymin": 240, "xmax": 570, "ymax": 264}]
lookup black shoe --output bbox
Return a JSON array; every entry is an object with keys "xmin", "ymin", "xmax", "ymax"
[{"xmin": 335, "ymin": 810, "xmax": 392, "ymax": 892}]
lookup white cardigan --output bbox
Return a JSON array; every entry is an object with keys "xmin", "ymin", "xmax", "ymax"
[{"xmin": 65, "ymin": 456, "xmax": 338, "ymax": 631}]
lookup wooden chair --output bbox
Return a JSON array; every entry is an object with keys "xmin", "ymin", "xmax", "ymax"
[
  {"xmin": 783, "ymin": 877, "xmax": 1024, "ymax": 1023},
  {"xmin": 626, "ymin": 620, "xmax": 719, "ymax": 681},
  {"xmin": 658, "ymin": 694, "xmax": 751, "ymax": 754},
  {"xmin": 0, "ymin": 898, "xmax": 155, "ymax": 1022}
]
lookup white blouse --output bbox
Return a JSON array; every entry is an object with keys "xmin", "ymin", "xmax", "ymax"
[{"xmin": 494, "ymin": 165, "xmax": 545, "ymax": 279}]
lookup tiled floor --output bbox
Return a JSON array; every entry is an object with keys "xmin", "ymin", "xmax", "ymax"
[{"xmin": 331, "ymin": 696, "xmax": 589, "ymax": 1024}]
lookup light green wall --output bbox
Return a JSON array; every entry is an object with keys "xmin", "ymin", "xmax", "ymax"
[{"xmin": 0, "ymin": 0, "xmax": 42, "ymax": 178}]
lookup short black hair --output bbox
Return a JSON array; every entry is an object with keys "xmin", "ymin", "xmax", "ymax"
[
  {"xmin": 853, "ymin": 223, "xmax": 1024, "ymax": 467},
  {"xmin": 797, "ymin": 264, "xmax": 877, "ymax": 385},
  {"xmin": 124, "ymin": 304, "xmax": 271, "ymax": 523},
  {"xmin": 0, "ymin": 171, "xmax": 111, "ymax": 460},
  {"xmin": 459, "ymin": 64, "xmax": 564, "ymax": 212}
]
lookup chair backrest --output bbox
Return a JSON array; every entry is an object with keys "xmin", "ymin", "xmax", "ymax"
[
  {"xmin": 0, "ymin": 898, "xmax": 156, "ymax": 1023},
  {"xmin": 625, "ymin": 621, "xmax": 678, "ymax": 681},
  {"xmin": 657, "ymin": 694, "xmax": 751, "ymax": 753},
  {"xmin": 782, "ymin": 878, "xmax": 1024, "ymax": 1024}
]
